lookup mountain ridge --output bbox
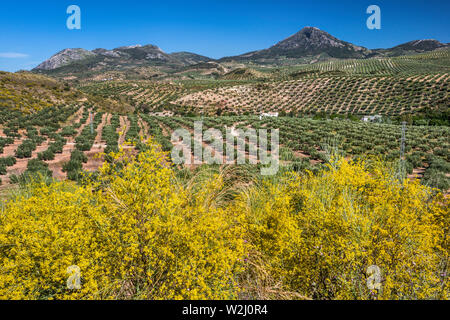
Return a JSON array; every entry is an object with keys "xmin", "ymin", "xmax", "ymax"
[{"xmin": 32, "ymin": 27, "xmax": 449, "ymax": 80}]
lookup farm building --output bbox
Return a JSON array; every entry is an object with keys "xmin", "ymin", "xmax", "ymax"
[
  {"xmin": 362, "ymin": 115, "xmax": 383, "ymax": 122},
  {"xmin": 259, "ymin": 112, "xmax": 279, "ymax": 120}
]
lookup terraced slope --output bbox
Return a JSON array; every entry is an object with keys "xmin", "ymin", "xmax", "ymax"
[
  {"xmin": 174, "ymin": 74, "xmax": 449, "ymax": 116},
  {"xmin": 79, "ymin": 81, "xmax": 187, "ymax": 113},
  {"xmin": 220, "ymin": 68, "xmax": 271, "ymax": 81},
  {"xmin": 282, "ymin": 49, "xmax": 450, "ymax": 78}
]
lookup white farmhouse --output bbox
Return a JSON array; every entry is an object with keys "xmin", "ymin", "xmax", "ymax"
[
  {"xmin": 259, "ymin": 112, "xmax": 279, "ymax": 120},
  {"xmin": 362, "ymin": 115, "xmax": 382, "ymax": 123}
]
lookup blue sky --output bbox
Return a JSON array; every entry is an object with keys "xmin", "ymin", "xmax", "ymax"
[{"xmin": 0, "ymin": 0, "xmax": 449, "ymax": 72}]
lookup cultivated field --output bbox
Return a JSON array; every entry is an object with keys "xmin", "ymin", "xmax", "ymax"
[{"xmin": 1, "ymin": 108, "xmax": 448, "ymax": 192}]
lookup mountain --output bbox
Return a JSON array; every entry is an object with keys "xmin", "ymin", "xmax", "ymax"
[
  {"xmin": 32, "ymin": 27, "xmax": 448, "ymax": 80},
  {"xmin": 35, "ymin": 45, "xmax": 212, "ymax": 72},
  {"xmin": 32, "ymin": 45, "xmax": 216, "ymax": 80},
  {"xmin": 220, "ymin": 27, "xmax": 372, "ymax": 63},
  {"xmin": 35, "ymin": 44, "xmax": 183, "ymax": 71},
  {"xmin": 35, "ymin": 48, "xmax": 97, "ymax": 71}
]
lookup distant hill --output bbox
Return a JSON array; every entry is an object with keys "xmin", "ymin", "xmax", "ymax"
[
  {"xmin": 169, "ymin": 52, "xmax": 214, "ymax": 65},
  {"xmin": 374, "ymin": 39, "xmax": 448, "ymax": 57}
]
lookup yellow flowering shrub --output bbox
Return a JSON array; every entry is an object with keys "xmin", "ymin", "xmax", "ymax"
[
  {"xmin": 0, "ymin": 182, "xmax": 111, "ymax": 299},
  {"xmin": 0, "ymin": 140, "xmax": 246, "ymax": 300},
  {"xmin": 0, "ymin": 141, "xmax": 447, "ymax": 300},
  {"xmin": 238, "ymin": 158, "xmax": 448, "ymax": 300}
]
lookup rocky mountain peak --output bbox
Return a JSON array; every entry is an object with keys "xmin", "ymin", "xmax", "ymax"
[
  {"xmin": 274, "ymin": 27, "xmax": 347, "ymax": 50},
  {"xmin": 35, "ymin": 48, "xmax": 96, "ymax": 71}
]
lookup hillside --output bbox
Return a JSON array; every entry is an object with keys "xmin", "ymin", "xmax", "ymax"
[
  {"xmin": 375, "ymin": 39, "xmax": 449, "ymax": 57},
  {"xmin": 169, "ymin": 52, "xmax": 214, "ymax": 65},
  {"xmin": 278, "ymin": 48, "xmax": 450, "ymax": 78},
  {"xmin": 173, "ymin": 74, "xmax": 449, "ymax": 116},
  {"xmin": 0, "ymin": 71, "xmax": 84, "ymax": 112},
  {"xmin": 219, "ymin": 68, "xmax": 271, "ymax": 80},
  {"xmin": 0, "ymin": 71, "xmax": 133, "ymax": 114}
]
